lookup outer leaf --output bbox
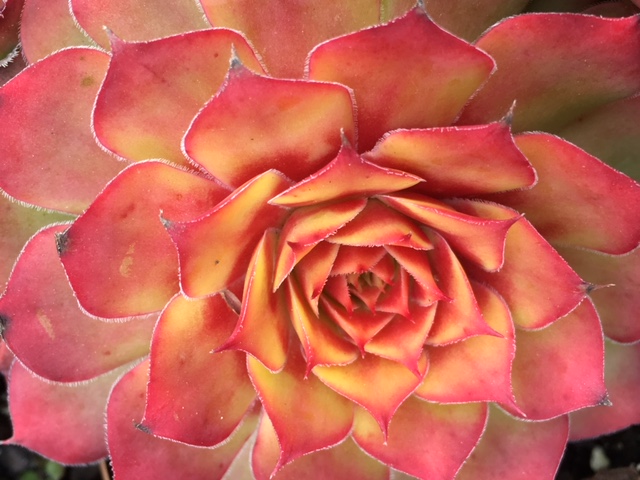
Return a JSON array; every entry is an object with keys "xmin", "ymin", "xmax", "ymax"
[
  {"xmin": 200, "ymin": 0, "xmax": 379, "ymax": 78},
  {"xmin": 166, "ymin": 171, "xmax": 290, "ymax": 298},
  {"xmin": 570, "ymin": 342, "xmax": 640, "ymax": 440},
  {"xmin": 221, "ymin": 230, "xmax": 290, "ymax": 372},
  {"xmin": 462, "ymin": 202, "xmax": 586, "ymax": 330},
  {"xmin": 308, "ymin": 7, "xmax": 494, "ymax": 151},
  {"xmin": 416, "ymin": 282, "xmax": 517, "ymax": 408},
  {"xmin": 6, "ymin": 362, "xmax": 120, "ymax": 464},
  {"xmin": 21, "ymin": 0, "xmax": 93, "ymax": 62},
  {"xmin": 248, "ymin": 347, "xmax": 353, "ymax": 473},
  {"xmin": 493, "ymin": 133, "xmax": 640, "ymax": 254},
  {"xmin": 70, "ymin": 0, "xmax": 209, "ymax": 48},
  {"xmin": 558, "ymin": 95, "xmax": 640, "ymax": 181},
  {"xmin": 252, "ymin": 416, "xmax": 389, "ymax": 480},
  {"xmin": 456, "ymin": 406, "xmax": 568, "ymax": 480},
  {"xmin": 0, "ymin": 0, "xmax": 23, "ymax": 61},
  {"xmin": 94, "ymin": 29, "xmax": 264, "ymax": 164},
  {"xmin": 509, "ymin": 300, "xmax": 607, "ymax": 420},
  {"xmin": 353, "ymin": 397, "xmax": 487, "ymax": 480},
  {"xmin": 313, "ymin": 353, "xmax": 428, "ymax": 436},
  {"xmin": 0, "ymin": 48, "xmax": 125, "ymax": 213},
  {"xmin": 557, "ymin": 245, "xmax": 640, "ymax": 344},
  {"xmin": 60, "ymin": 161, "xmax": 230, "ymax": 318},
  {"xmin": 0, "ymin": 195, "xmax": 71, "ymax": 286},
  {"xmin": 109, "ymin": 361, "xmax": 258, "ymax": 480},
  {"xmin": 143, "ymin": 294, "xmax": 255, "ymax": 447},
  {"xmin": 0, "ymin": 225, "xmax": 155, "ymax": 382},
  {"xmin": 364, "ymin": 123, "xmax": 536, "ymax": 197},
  {"xmin": 459, "ymin": 14, "xmax": 640, "ymax": 133}
]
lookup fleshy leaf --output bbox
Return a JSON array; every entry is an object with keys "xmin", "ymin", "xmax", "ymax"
[
  {"xmin": 416, "ymin": 282, "xmax": 517, "ymax": 407},
  {"xmin": 248, "ymin": 347, "xmax": 353, "ymax": 473},
  {"xmin": 424, "ymin": 234, "xmax": 498, "ymax": 346},
  {"xmin": 422, "ymin": 0, "xmax": 530, "ymax": 41},
  {"xmin": 459, "ymin": 14, "xmax": 640, "ymax": 132},
  {"xmin": 286, "ymin": 277, "xmax": 359, "ymax": 372},
  {"xmin": 21, "ymin": 0, "xmax": 94, "ymax": 62},
  {"xmin": 184, "ymin": 65, "xmax": 356, "ymax": 187},
  {"xmin": 166, "ymin": 171, "xmax": 290, "ymax": 298},
  {"xmin": 252, "ymin": 416, "xmax": 389, "ymax": 480},
  {"xmin": 330, "ymin": 246, "xmax": 387, "ymax": 277},
  {"xmin": 0, "ymin": 48, "xmax": 125, "ymax": 213},
  {"xmin": 381, "ymin": 194, "xmax": 519, "ymax": 271},
  {"xmin": 462, "ymin": 202, "xmax": 586, "ymax": 330},
  {"xmin": 0, "ymin": 195, "xmax": 71, "ymax": 286},
  {"xmin": 509, "ymin": 300, "xmax": 606, "ymax": 420},
  {"xmin": 271, "ymin": 142, "xmax": 423, "ymax": 207},
  {"xmin": 0, "ymin": 225, "xmax": 155, "ymax": 382},
  {"xmin": 327, "ymin": 200, "xmax": 433, "ymax": 250},
  {"xmin": 558, "ymin": 95, "xmax": 640, "ymax": 182},
  {"xmin": 308, "ymin": 7, "xmax": 495, "ymax": 151},
  {"xmin": 70, "ymin": 0, "xmax": 209, "ymax": 48},
  {"xmin": 364, "ymin": 123, "xmax": 536, "ymax": 197},
  {"xmin": 109, "ymin": 360, "xmax": 258, "ymax": 480},
  {"xmin": 221, "ymin": 230, "xmax": 290, "ymax": 372},
  {"xmin": 557, "ymin": 245, "xmax": 640, "ymax": 344},
  {"xmin": 384, "ymin": 246, "xmax": 445, "ymax": 305},
  {"xmin": 313, "ymin": 352, "xmax": 428, "ymax": 436},
  {"xmin": 6, "ymin": 362, "xmax": 120, "ymax": 464},
  {"xmin": 570, "ymin": 342, "xmax": 640, "ymax": 440},
  {"xmin": 293, "ymin": 241, "xmax": 340, "ymax": 315},
  {"xmin": 353, "ymin": 397, "xmax": 487, "ymax": 480},
  {"xmin": 274, "ymin": 198, "xmax": 367, "ymax": 288},
  {"xmin": 200, "ymin": 0, "xmax": 379, "ymax": 78},
  {"xmin": 143, "ymin": 294, "xmax": 255, "ymax": 447},
  {"xmin": 60, "ymin": 161, "xmax": 230, "ymax": 318},
  {"xmin": 94, "ymin": 29, "xmax": 264, "ymax": 165},
  {"xmin": 492, "ymin": 133, "xmax": 640, "ymax": 254},
  {"xmin": 456, "ymin": 406, "xmax": 568, "ymax": 480}
]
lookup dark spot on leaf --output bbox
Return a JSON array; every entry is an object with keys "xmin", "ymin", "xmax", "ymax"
[
  {"xmin": 81, "ymin": 76, "xmax": 95, "ymax": 87},
  {"xmin": 214, "ymin": 259, "xmax": 220, "ymax": 265}
]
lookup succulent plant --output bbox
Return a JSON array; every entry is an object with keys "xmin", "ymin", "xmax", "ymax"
[{"xmin": 0, "ymin": 1, "xmax": 639, "ymax": 479}]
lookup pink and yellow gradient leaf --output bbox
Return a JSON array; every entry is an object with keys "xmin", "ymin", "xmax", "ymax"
[
  {"xmin": 143, "ymin": 294, "xmax": 255, "ymax": 447},
  {"xmin": 313, "ymin": 352, "xmax": 428, "ymax": 436},
  {"xmin": 416, "ymin": 282, "xmax": 517, "ymax": 407},
  {"xmin": 0, "ymin": 48, "xmax": 125, "ymax": 214},
  {"xmin": 463, "ymin": 202, "xmax": 586, "ymax": 329},
  {"xmin": 459, "ymin": 14, "xmax": 640, "ymax": 132},
  {"xmin": 221, "ymin": 230, "xmax": 290, "ymax": 372},
  {"xmin": 364, "ymin": 123, "xmax": 536, "ymax": 197},
  {"xmin": 330, "ymin": 246, "xmax": 387, "ymax": 277},
  {"xmin": 382, "ymin": 194, "xmax": 519, "ymax": 271},
  {"xmin": 570, "ymin": 342, "xmax": 640, "ymax": 440},
  {"xmin": 274, "ymin": 198, "xmax": 367, "ymax": 288},
  {"xmin": 0, "ymin": 195, "xmax": 71, "ymax": 286},
  {"xmin": 456, "ymin": 406, "xmax": 568, "ymax": 480},
  {"xmin": 60, "ymin": 161, "xmax": 230, "ymax": 318},
  {"xmin": 6, "ymin": 362, "xmax": 121, "ymax": 464},
  {"xmin": 364, "ymin": 304, "xmax": 436, "ymax": 374},
  {"xmin": 509, "ymin": 300, "xmax": 607, "ymax": 420},
  {"xmin": 108, "ymin": 360, "xmax": 258, "ymax": 480},
  {"xmin": 293, "ymin": 241, "xmax": 340, "ymax": 315},
  {"xmin": 286, "ymin": 277, "xmax": 359, "ymax": 371},
  {"xmin": 307, "ymin": 7, "xmax": 495, "ymax": 151},
  {"xmin": 200, "ymin": 0, "xmax": 379, "ymax": 78},
  {"xmin": 271, "ymin": 142, "xmax": 423, "ymax": 207},
  {"xmin": 424, "ymin": 234, "xmax": 498, "ymax": 345},
  {"xmin": 184, "ymin": 64, "xmax": 356, "ymax": 187},
  {"xmin": 21, "ymin": 0, "xmax": 94, "ymax": 62},
  {"xmin": 492, "ymin": 133, "xmax": 640, "ymax": 254},
  {"xmin": 327, "ymin": 200, "xmax": 433, "ymax": 250},
  {"xmin": 94, "ymin": 29, "xmax": 264, "ymax": 165},
  {"xmin": 0, "ymin": 225, "xmax": 155, "ymax": 382},
  {"xmin": 166, "ymin": 171, "xmax": 290, "ymax": 298},
  {"xmin": 247, "ymin": 347, "xmax": 353, "ymax": 473},
  {"xmin": 353, "ymin": 397, "xmax": 487, "ymax": 480},
  {"xmin": 557, "ymin": 245, "xmax": 640, "ymax": 344},
  {"xmin": 384, "ymin": 246, "xmax": 445, "ymax": 305},
  {"xmin": 70, "ymin": 0, "xmax": 209, "ymax": 48},
  {"xmin": 252, "ymin": 416, "xmax": 389, "ymax": 480}
]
